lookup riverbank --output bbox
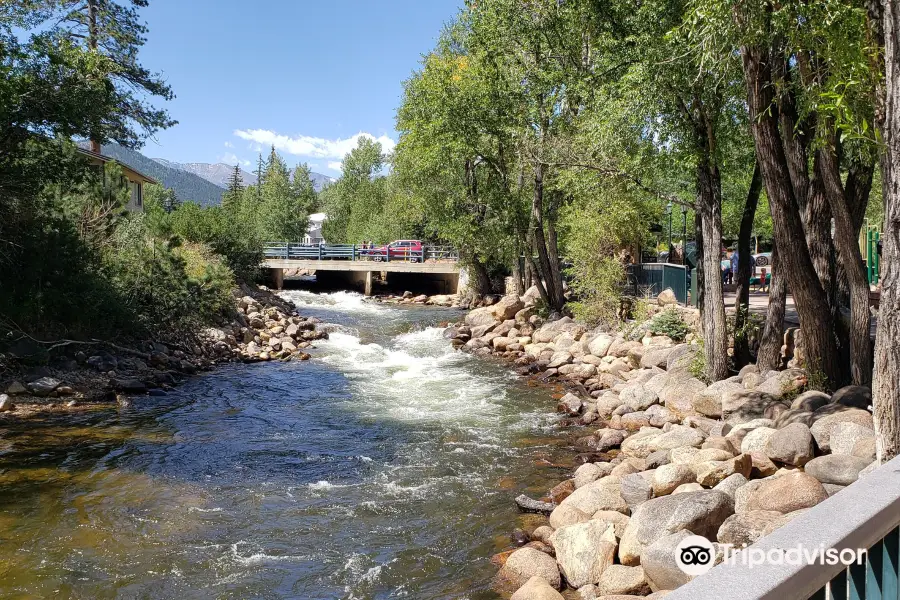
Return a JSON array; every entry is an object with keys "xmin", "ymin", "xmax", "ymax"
[
  {"xmin": 450, "ymin": 289, "xmax": 878, "ymax": 599},
  {"xmin": 0, "ymin": 284, "xmax": 328, "ymax": 417}
]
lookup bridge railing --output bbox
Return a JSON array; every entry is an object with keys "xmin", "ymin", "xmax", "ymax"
[
  {"xmin": 665, "ymin": 454, "xmax": 900, "ymax": 600},
  {"xmin": 263, "ymin": 243, "xmax": 459, "ymax": 263}
]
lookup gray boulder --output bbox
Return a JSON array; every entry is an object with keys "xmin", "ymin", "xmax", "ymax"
[
  {"xmin": 621, "ymin": 473, "xmax": 653, "ymax": 511},
  {"xmin": 830, "ymin": 422, "xmax": 877, "ymax": 456},
  {"xmin": 621, "ymin": 385, "xmax": 660, "ymax": 411},
  {"xmin": 804, "ymin": 455, "xmax": 872, "ymax": 486},
  {"xmin": 640, "ymin": 530, "xmax": 696, "ymax": 591},
  {"xmin": 791, "ymin": 390, "xmax": 831, "ymax": 412},
  {"xmin": 619, "ymin": 491, "xmax": 733, "ymax": 565},
  {"xmin": 830, "ymin": 385, "xmax": 872, "ymax": 410},
  {"xmin": 763, "ymin": 423, "xmax": 814, "ymax": 466},
  {"xmin": 497, "ymin": 547, "xmax": 562, "ymax": 590},
  {"xmin": 550, "ymin": 521, "xmax": 617, "ymax": 588},
  {"xmin": 510, "ymin": 577, "xmax": 565, "ymax": 600},
  {"xmin": 809, "ymin": 408, "xmax": 873, "ymax": 452},
  {"xmin": 596, "ymin": 565, "xmax": 651, "ymax": 596},
  {"xmin": 717, "ymin": 510, "xmax": 790, "ymax": 546},
  {"xmin": 744, "ymin": 472, "xmax": 828, "ymax": 514},
  {"xmin": 27, "ymin": 377, "xmax": 61, "ymax": 397}
]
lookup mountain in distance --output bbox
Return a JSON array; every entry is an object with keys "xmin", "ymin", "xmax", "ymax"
[
  {"xmin": 85, "ymin": 143, "xmax": 227, "ymax": 207},
  {"xmin": 155, "ymin": 159, "xmax": 335, "ymax": 192}
]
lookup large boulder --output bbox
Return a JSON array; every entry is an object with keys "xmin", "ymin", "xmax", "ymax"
[
  {"xmin": 510, "ymin": 577, "xmax": 565, "ymax": 600},
  {"xmin": 755, "ymin": 369, "xmax": 807, "ymax": 399},
  {"xmin": 693, "ymin": 381, "xmax": 744, "ymax": 418},
  {"xmin": 657, "ymin": 289, "xmax": 678, "ymax": 306},
  {"xmin": 791, "ymin": 390, "xmax": 831, "ymax": 412},
  {"xmin": 621, "ymin": 473, "xmax": 654, "ymax": 512},
  {"xmin": 596, "ymin": 565, "xmax": 651, "ymax": 596},
  {"xmin": 739, "ymin": 427, "xmax": 778, "ymax": 454},
  {"xmin": 640, "ymin": 530, "xmax": 696, "ymax": 591},
  {"xmin": 717, "ymin": 510, "xmax": 792, "ymax": 546},
  {"xmin": 589, "ymin": 334, "xmax": 615, "ymax": 358},
  {"xmin": 830, "ymin": 422, "xmax": 877, "ymax": 456},
  {"xmin": 619, "ymin": 491, "xmax": 733, "ymax": 565},
  {"xmin": 549, "ymin": 504, "xmax": 592, "ymax": 529},
  {"xmin": 497, "ymin": 547, "xmax": 562, "ymax": 590},
  {"xmin": 558, "ymin": 479, "xmax": 630, "ymax": 515},
  {"xmin": 744, "ymin": 472, "xmax": 828, "ymax": 514},
  {"xmin": 621, "ymin": 385, "xmax": 660, "ymax": 411},
  {"xmin": 809, "ymin": 408, "xmax": 873, "ymax": 452},
  {"xmin": 659, "ymin": 377, "xmax": 708, "ymax": 416},
  {"xmin": 652, "ymin": 464, "xmax": 696, "ymax": 496},
  {"xmin": 763, "ymin": 423, "xmax": 814, "ymax": 466},
  {"xmin": 694, "ymin": 454, "xmax": 752, "ymax": 487},
  {"xmin": 550, "ymin": 521, "xmax": 617, "ymax": 588},
  {"xmin": 830, "ymin": 385, "xmax": 872, "ymax": 410},
  {"xmin": 804, "ymin": 455, "xmax": 872, "ymax": 486},
  {"xmin": 466, "ymin": 306, "xmax": 499, "ymax": 328},
  {"xmin": 592, "ymin": 511, "xmax": 632, "ymax": 539},
  {"xmin": 532, "ymin": 317, "xmax": 586, "ymax": 344},
  {"xmin": 641, "ymin": 347, "xmax": 675, "ymax": 370},
  {"xmin": 27, "ymin": 377, "xmax": 62, "ymax": 397},
  {"xmin": 493, "ymin": 295, "xmax": 526, "ymax": 320},
  {"xmin": 722, "ymin": 389, "xmax": 786, "ymax": 425},
  {"xmin": 574, "ymin": 463, "xmax": 611, "ymax": 489},
  {"xmin": 620, "ymin": 426, "xmax": 705, "ymax": 459}
]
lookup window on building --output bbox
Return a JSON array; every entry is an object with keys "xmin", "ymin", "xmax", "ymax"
[{"xmin": 130, "ymin": 181, "xmax": 142, "ymax": 208}]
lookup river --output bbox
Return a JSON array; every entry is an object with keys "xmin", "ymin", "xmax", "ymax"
[{"xmin": 0, "ymin": 291, "xmax": 572, "ymax": 599}]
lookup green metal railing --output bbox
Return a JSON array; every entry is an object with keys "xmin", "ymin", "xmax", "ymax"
[
  {"xmin": 627, "ymin": 263, "xmax": 689, "ymax": 304},
  {"xmin": 263, "ymin": 243, "xmax": 459, "ymax": 263},
  {"xmin": 865, "ymin": 226, "xmax": 881, "ymax": 286}
]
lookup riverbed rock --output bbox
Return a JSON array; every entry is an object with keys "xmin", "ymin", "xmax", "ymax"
[
  {"xmin": 550, "ymin": 521, "xmax": 617, "ymax": 587},
  {"xmin": 27, "ymin": 377, "xmax": 61, "ymax": 397},
  {"xmin": 493, "ymin": 296, "xmax": 525, "ymax": 321},
  {"xmin": 810, "ymin": 408, "xmax": 873, "ymax": 452},
  {"xmin": 558, "ymin": 393, "xmax": 583, "ymax": 415},
  {"xmin": 619, "ymin": 491, "xmax": 733, "ymax": 565},
  {"xmin": 620, "ymin": 426, "xmax": 705, "ymax": 459},
  {"xmin": 829, "ymin": 422, "xmax": 876, "ymax": 456},
  {"xmin": 763, "ymin": 423, "xmax": 814, "ymax": 466},
  {"xmin": 6, "ymin": 381, "xmax": 26, "ymax": 395},
  {"xmin": 574, "ymin": 463, "xmax": 609, "ymax": 489},
  {"xmin": 716, "ymin": 510, "xmax": 788, "ymax": 546},
  {"xmin": 559, "ymin": 479, "xmax": 629, "ymax": 515},
  {"xmin": 497, "ymin": 547, "xmax": 562, "ymax": 590},
  {"xmin": 804, "ymin": 455, "xmax": 872, "ymax": 486},
  {"xmin": 640, "ymin": 530, "xmax": 695, "ymax": 591},
  {"xmin": 621, "ymin": 473, "xmax": 653, "ymax": 512},
  {"xmin": 652, "ymin": 464, "xmax": 695, "ymax": 496},
  {"xmin": 466, "ymin": 306, "xmax": 499, "ymax": 328},
  {"xmin": 549, "ymin": 504, "xmax": 592, "ymax": 529},
  {"xmin": 510, "ymin": 577, "xmax": 565, "ymax": 600},
  {"xmin": 722, "ymin": 389, "xmax": 785, "ymax": 425},
  {"xmin": 591, "ymin": 511, "xmax": 631, "ymax": 539},
  {"xmin": 596, "ymin": 565, "xmax": 651, "ymax": 596},
  {"xmin": 744, "ymin": 472, "xmax": 828, "ymax": 514},
  {"xmin": 0, "ymin": 394, "xmax": 14, "ymax": 412},
  {"xmin": 756, "ymin": 369, "xmax": 807, "ymax": 399},
  {"xmin": 657, "ymin": 289, "xmax": 678, "ymax": 306},
  {"xmin": 694, "ymin": 454, "xmax": 752, "ymax": 487},
  {"xmin": 791, "ymin": 391, "xmax": 831, "ymax": 412},
  {"xmin": 830, "ymin": 385, "xmax": 872, "ymax": 410},
  {"xmin": 589, "ymin": 335, "xmax": 614, "ymax": 358},
  {"xmin": 659, "ymin": 377, "xmax": 707, "ymax": 416},
  {"xmin": 548, "ymin": 351, "xmax": 574, "ymax": 369},
  {"xmin": 692, "ymin": 381, "xmax": 744, "ymax": 418},
  {"xmin": 621, "ymin": 385, "xmax": 659, "ymax": 412}
]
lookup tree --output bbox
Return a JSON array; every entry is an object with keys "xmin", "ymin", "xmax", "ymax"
[
  {"xmin": 34, "ymin": 0, "xmax": 176, "ymax": 148},
  {"xmin": 222, "ymin": 164, "xmax": 244, "ymax": 211},
  {"xmin": 873, "ymin": 0, "xmax": 900, "ymax": 461},
  {"xmin": 256, "ymin": 147, "xmax": 311, "ymax": 241}
]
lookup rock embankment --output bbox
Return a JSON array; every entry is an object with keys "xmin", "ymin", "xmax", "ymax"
[
  {"xmin": 0, "ymin": 284, "xmax": 327, "ymax": 413},
  {"xmin": 448, "ymin": 289, "xmax": 877, "ymax": 599}
]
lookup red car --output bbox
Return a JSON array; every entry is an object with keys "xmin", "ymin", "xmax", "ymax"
[{"xmin": 368, "ymin": 240, "xmax": 423, "ymax": 262}]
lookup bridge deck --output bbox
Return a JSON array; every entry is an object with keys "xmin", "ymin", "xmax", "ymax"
[{"xmin": 263, "ymin": 259, "xmax": 461, "ymax": 274}]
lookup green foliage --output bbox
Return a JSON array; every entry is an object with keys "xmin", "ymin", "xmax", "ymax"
[
  {"xmin": 689, "ymin": 338, "xmax": 709, "ymax": 384},
  {"xmin": 648, "ymin": 308, "xmax": 691, "ymax": 342}
]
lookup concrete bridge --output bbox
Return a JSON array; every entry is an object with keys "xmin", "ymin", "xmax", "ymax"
[{"xmin": 262, "ymin": 243, "xmax": 463, "ymax": 296}]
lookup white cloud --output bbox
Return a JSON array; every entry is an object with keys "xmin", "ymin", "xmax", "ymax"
[
  {"xmin": 233, "ymin": 129, "xmax": 397, "ymax": 161},
  {"xmin": 220, "ymin": 152, "xmax": 251, "ymax": 167},
  {"xmin": 224, "ymin": 141, "xmax": 234, "ymax": 148},
  {"xmin": 327, "ymin": 161, "xmax": 343, "ymax": 171}
]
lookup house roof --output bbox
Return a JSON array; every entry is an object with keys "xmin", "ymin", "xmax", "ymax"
[{"xmin": 76, "ymin": 147, "xmax": 158, "ymax": 185}]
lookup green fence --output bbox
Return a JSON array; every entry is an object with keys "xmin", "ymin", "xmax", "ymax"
[
  {"xmin": 864, "ymin": 226, "xmax": 881, "ymax": 285},
  {"xmin": 626, "ymin": 263, "xmax": 689, "ymax": 304}
]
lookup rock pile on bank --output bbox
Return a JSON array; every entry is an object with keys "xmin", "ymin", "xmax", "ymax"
[
  {"xmin": 448, "ymin": 289, "xmax": 877, "ymax": 599},
  {"xmin": 0, "ymin": 284, "xmax": 326, "ymax": 411}
]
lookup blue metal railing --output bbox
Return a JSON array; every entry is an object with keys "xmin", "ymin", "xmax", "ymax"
[
  {"xmin": 263, "ymin": 243, "xmax": 459, "ymax": 263},
  {"xmin": 626, "ymin": 263, "xmax": 689, "ymax": 304}
]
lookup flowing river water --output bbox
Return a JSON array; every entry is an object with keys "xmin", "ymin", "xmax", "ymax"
[{"xmin": 0, "ymin": 291, "xmax": 574, "ymax": 599}]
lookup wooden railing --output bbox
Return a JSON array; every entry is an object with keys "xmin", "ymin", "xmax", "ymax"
[{"xmin": 263, "ymin": 243, "xmax": 459, "ymax": 263}]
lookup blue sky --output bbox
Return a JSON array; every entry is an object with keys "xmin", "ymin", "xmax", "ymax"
[{"xmin": 138, "ymin": 0, "xmax": 461, "ymax": 175}]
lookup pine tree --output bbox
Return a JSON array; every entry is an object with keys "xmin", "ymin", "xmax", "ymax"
[
  {"xmin": 255, "ymin": 153, "xmax": 266, "ymax": 202},
  {"xmin": 44, "ymin": 0, "xmax": 176, "ymax": 148},
  {"xmin": 222, "ymin": 164, "xmax": 244, "ymax": 210}
]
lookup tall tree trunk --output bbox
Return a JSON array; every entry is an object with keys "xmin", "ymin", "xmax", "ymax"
[
  {"xmin": 873, "ymin": 0, "xmax": 900, "ymax": 463},
  {"xmin": 820, "ymin": 142, "xmax": 874, "ymax": 385},
  {"xmin": 531, "ymin": 162, "xmax": 564, "ymax": 312},
  {"xmin": 470, "ymin": 256, "xmax": 493, "ymax": 299},
  {"xmin": 546, "ymin": 200, "xmax": 565, "ymax": 308},
  {"xmin": 694, "ymin": 210, "xmax": 706, "ymax": 340},
  {"xmin": 734, "ymin": 161, "xmax": 762, "ymax": 368},
  {"xmin": 741, "ymin": 45, "xmax": 842, "ymax": 385},
  {"xmin": 697, "ymin": 161, "xmax": 730, "ymax": 381},
  {"xmin": 758, "ymin": 246, "xmax": 788, "ymax": 371}
]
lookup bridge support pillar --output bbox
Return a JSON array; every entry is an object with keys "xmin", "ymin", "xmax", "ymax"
[
  {"xmin": 364, "ymin": 271, "xmax": 373, "ymax": 297},
  {"xmin": 269, "ymin": 268, "xmax": 284, "ymax": 290}
]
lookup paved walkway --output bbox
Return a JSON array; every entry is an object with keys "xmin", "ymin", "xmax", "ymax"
[{"xmin": 722, "ymin": 289, "xmax": 799, "ymax": 325}]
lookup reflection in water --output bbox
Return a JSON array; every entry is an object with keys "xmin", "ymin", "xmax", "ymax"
[{"xmin": 0, "ymin": 292, "xmax": 568, "ymax": 599}]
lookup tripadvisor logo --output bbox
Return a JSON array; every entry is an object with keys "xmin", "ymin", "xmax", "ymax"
[{"xmin": 675, "ymin": 535, "xmax": 716, "ymax": 576}]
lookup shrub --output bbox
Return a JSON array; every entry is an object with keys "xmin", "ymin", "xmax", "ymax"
[{"xmin": 648, "ymin": 308, "xmax": 691, "ymax": 342}]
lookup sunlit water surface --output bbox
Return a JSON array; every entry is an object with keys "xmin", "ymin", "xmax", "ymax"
[{"xmin": 0, "ymin": 291, "xmax": 571, "ymax": 599}]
